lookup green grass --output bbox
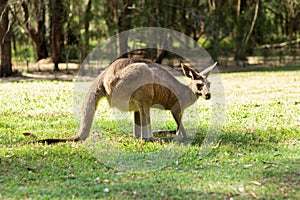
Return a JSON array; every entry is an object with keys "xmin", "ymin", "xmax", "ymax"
[{"xmin": 0, "ymin": 70, "xmax": 299, "ymax": 199}]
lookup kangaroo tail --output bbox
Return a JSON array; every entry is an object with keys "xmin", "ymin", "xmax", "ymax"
[
  {"xmin": 76, "ymin": 76, "xmax": 106, "ymax": 141},
  {"xmin": 34, "ymin": 76, "xmax": 106, "ymax": 145},
  {"xmin": 36, "ymin": 135, "xmax": 80, "ymax": 144}
]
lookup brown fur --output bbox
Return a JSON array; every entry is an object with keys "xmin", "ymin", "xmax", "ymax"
[{"xmin": 37, "ymin": 58, "xmax": 216, "ymax": 144}]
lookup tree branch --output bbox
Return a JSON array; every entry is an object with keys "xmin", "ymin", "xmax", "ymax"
[
  {"xmin": 257, "ymin": 38, "xmax": 300, "ymax": 49},
  {"xmin": 242, "ymin": 0, "xmax": 259, "ymax": 49}
]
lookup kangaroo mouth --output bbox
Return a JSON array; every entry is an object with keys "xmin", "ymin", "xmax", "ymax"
[{"xmin": 203, "ymin": 93, "xmax": 211, "ymax": 100}]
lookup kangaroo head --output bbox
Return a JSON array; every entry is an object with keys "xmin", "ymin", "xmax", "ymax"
[{"xmin": 181, "ymin": 62, "xmax": 217, "ymax": 100}]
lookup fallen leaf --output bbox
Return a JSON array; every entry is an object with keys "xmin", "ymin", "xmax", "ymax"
[
  {"xmin": 23, "ymin": 132, "xmax": 31, "ymax": 136},
  {"xmin": 249, "ymin": 181, "xmax": 262, "ymax": 186},
  {"xmin": 121, "ymin": 190, "xmax": 130, "ymax": 195},
  {"xmin": 68, "ymin": 174, "xmax": 75, "ymax": 179},
  {"xmin": 27, "ymin": 167, "xmax": 35, "ymax": 173},
  {"xmin": 115, "ymin": 172, "xmax": 125, "ymax": 175},
  {"xmin": 264, "ymin": 165, "xmax": 271, "ymax": 169},
  {"xmin": 250, "ymin": 192, "xmax": 258, "ymax": 198},
  {"xmin": 243, "ymin": 164, "xmax": 253, "ymax": 168},
  {"xmin": 95, "ymin": 177, "xmax": 100, "ymax": 182},
  {"xmin": 23, "ymin": 132, "xmax": 36, "ymax": 138},
  {"xmin": 235, "ymin": 153, "xmax": 243, "ymax": 156},
  {"xmin": 237, "ymin": 185, "xmax": 245, "ymax": 193}
]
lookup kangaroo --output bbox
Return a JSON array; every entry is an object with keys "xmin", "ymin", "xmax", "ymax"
[{"xmin": 37, "ymin": 58, "xmax": 217, "ymax": 144}]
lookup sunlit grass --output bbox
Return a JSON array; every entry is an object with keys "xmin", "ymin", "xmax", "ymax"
[{"xmin": 0, "ymin": 69, "xmax": 299, "ymax": 199}]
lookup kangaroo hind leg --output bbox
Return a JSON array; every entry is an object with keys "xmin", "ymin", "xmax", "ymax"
[
  {"xmin": 171, "ymin": 110, "xmax": 187, "ymax": 139},
  {"xmin": 133, "ymin": 111, "xmax": 142, "ymax": 138},
  {"xmin": 133, "ymin": 101, "xmax": 153, "ymax": 140},
  {"xmin": 139, "ymin": 106, "xmax": 152, "ymax": 139}
]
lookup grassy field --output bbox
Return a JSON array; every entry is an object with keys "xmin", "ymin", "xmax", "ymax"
[{"xmin": 0, "ymin": 68, "xmax": 299, "ymax": 199}]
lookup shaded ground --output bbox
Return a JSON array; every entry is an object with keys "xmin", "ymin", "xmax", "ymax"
[
  {"xmin": 1, "ymin": 57, "xmax": 299, "ymax": 82},
  {"xmin": 1, "ymin": 59, "xmax": 79, "ymax": 82}
]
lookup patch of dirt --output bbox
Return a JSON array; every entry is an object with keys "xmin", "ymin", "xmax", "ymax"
[
  {"xmin": 1, "ymin": 59, "xmax": 79, "ymax": 82},
  {"xmin": 1, "ymin": 57, "xmax": 299, "ymax": 82}
]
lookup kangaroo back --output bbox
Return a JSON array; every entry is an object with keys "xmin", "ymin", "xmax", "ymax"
[
  {"xmin": 36, "ymin": 58, "xmax": 152, "ymax": 143},
  {"xmin": 35, "ymin": 58, "xmax": 216, "ymax": 143}
]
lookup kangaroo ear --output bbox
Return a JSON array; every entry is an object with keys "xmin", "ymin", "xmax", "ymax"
[
  {"xmin": 200, "ymin": 62, "xmax": 217, "ymax": 77},
  {"xmin": 181, "ymin": 63, "xmax": 199, "ymax": 79}
]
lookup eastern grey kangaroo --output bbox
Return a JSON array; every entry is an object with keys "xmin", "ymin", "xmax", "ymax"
[{"xmin": 38, "ymin": 58, "xmax": 217, "ymax": 144}]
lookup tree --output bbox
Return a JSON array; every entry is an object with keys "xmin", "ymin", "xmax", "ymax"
[
  {"xmin": 0, "ymin": 0, "xmax": 12, "ymax": 77},
  {"xmin": 83, "ymin": 0, "xmax": 92, "ymax": 58},
  {"xmin": 21, "ymin": 0, "xmax": 48, "ymax": 61},
  {"xmin": 1, "ymin": 0, "xmax": 297, "ymax": 71},
  {"xmin": 264, "ymin": 0, "xmax": 300, "ymax": 40},
  {"xmin": 234, "ymin": 0, "xmax": 259, "ymax": 61},
  {"xmin": 104, "ymin": 0, "xmax": 133, "ymax": 57},
  {"xmin": 51, "ymin": 0, "xmax": 65, "ymax": 71},
  {"xmin": 118, "ymin": 0, "xmax": 134, "ymax": 57}
]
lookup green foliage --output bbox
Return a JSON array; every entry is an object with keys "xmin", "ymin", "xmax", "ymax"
[
  {"xmin": 0, "ymin": 70, "xmax": 299, "ymax": 199},
  {"xmin": 12, "ymin": 44, "xmax": 35, "ymax": 62},
  {"xmin": 8, "ymin": 0, "xmax": 300, "ymax": 64}
]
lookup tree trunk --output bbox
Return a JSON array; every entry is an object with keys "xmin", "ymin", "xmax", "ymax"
[
  {"xmin": 21, "ymin": 0, "xmax": 48, "ymax": 61},
  {"xmin": 155, "ymin": 49, "xmax": 166, "ymax": 64},
  {"xmin": 35, "ymin": 0, "xmax": 48, "ymax": 60},
  {"xmin": 235, "ymin": 0, "xmax": 259, "ymax": 61},
  {"xmin": 117, "ymin": 0, "xmax": 133, "ymax": 58},
  {"xmin": 0, "ymin": 0, "xmax": 12, "ymax": 77},
  {"xmin": 51, "ymin": 0, "xmax": 64, "ymax": 71},
  {"xmin": 105, "ymin": 0, "xmax": 119, "ymax": 35},
  {"xmin": 83, "ymin": 0, "xmax": 92, "ymax": 59}
]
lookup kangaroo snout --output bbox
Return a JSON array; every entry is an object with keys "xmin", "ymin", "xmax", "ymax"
[{"xmin": 204, "ymin": 93, "xmax": 211, "ymax": 100}]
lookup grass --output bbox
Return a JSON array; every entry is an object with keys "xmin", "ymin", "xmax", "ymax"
[{"xmin": 0, "ymin": 69, "xmax": 299, "ymax": 199}]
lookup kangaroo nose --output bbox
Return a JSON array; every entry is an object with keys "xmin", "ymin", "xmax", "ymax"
[{"xmin": 205, "ymin": 93, "xmax": 211, "ymax": 99}]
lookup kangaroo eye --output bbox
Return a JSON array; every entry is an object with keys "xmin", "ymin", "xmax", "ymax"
[{"xmin": 196, "ymin": 84, "xmax": 203, "ymax": 90}]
